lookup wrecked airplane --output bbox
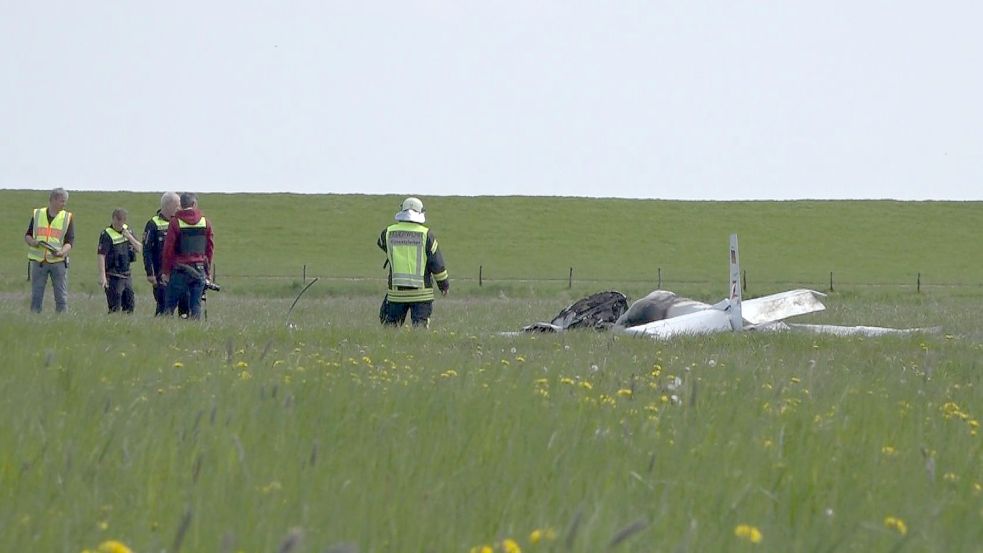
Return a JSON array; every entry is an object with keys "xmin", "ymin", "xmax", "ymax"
[{"xmin": 521, "ymin": 235, "xmax": 938, "ymax": 339}]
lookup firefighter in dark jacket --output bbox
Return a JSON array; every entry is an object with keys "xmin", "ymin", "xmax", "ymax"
[
  {"xmin": 377, "ymin": 197, "xmax": 449, "ymax": 327},
  {"xmin": 98, "ymin": 208, "xmax": 143, "ymax": 313},
  {"xmin": 143, "ymin": 192, "xmax": 188, "ymax": 316},
  {"xmin": 161, "ymin": 192, "xmax": 214, "ymax": 320}
]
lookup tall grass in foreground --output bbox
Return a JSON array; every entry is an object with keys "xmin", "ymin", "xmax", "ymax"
[{"xmin": 1, "ymin": 292, "xmax": 981, "ymax": 552}]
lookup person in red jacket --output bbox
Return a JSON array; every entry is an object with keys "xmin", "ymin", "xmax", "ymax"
[{"xmin": 160, "ymin": 192, "xmax": 214, "ymax": 319}]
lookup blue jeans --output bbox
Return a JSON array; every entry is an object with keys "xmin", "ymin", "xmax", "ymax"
[
  {"xmin": 165, "ymin": 270, "xmax": 205, "ymax": 319},
  {"xmin": 30, "ymin": 260, "xmax": 68, "ymax": 313}
]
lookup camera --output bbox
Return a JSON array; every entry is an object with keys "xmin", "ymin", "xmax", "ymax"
[{"xmin": 205, "ymin": 279, "xmax": 221, "ymax": 292}]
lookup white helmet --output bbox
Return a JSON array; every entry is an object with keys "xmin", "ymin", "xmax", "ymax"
[{"xmin": 395, "ymin": 197, "xmax": 426, "ymax": 223}]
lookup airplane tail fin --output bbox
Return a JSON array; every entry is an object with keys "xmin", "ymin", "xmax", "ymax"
[{"xmin": 728, "ymin": 233, "xmax": 743, "ymax": 331}]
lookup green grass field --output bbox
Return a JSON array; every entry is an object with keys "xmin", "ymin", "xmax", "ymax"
[{"xmin": 1, "ymin": 190, "xmax": 981, "ymax": 552}]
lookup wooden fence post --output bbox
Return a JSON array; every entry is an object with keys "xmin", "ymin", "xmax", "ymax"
[
  {"xmin": 568, "ymin": 267, "xmax": 573, "ymax": 289},
  {"xmin": 657, "ymin": 267, "xmax": 662, "ymax": 289},
  {"xmin": 303, "ymin": 264, "xmax": 307, "ymax": 282},
  {"xmin": 479, "ymin": 265, "xmax": 483, "ymax": 287},
  {"xmin": 917, "ymin": 272, "xmax": 921, "ymax": 293},
  {"xmin": 742, "ymin": 269, "xmax": 747, "ymax": 292},
  {"xmin": 829, "ymin": 271, "xmax": 834, "ymax": 292}
]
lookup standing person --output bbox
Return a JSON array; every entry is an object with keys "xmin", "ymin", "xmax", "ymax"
[
  {"xmin": 142, "ymin": 192, "xmax": 188, "ymax": 316},
  {"xmin": 377, "ymin": 197, "xmax": 450, "ymax": 328},
  {"xmin": 161, "ymin": 192, "xmax": 214, "ymax": 319},
  {"xmin": 97, "ymin": 208, "xmax": 143, "ymax": 313},
  {"xmin": 24, "ymin": 188, "xmax": 75, "ymax": 313}
]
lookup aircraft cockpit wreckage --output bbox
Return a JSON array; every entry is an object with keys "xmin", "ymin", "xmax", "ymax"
[{"xmin": 520, "ymin": 235, "xmax": 938, "ymax": 340}]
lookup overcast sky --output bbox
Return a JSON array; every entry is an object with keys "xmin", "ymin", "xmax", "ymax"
[{"xmin": 2, "ymin": 1, "xmax": 980, "ymax": 200}]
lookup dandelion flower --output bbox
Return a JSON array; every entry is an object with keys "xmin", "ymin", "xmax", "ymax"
[
  {"xmin": 172, "ymin": 361, "xmax": 184, "ymax": 368},
  {"xmin": 881, "ymin": 446, "xmax": 897, "ymax": 456},
  {"xmin": 502, "ymin": 538, "xmax": 522, "ymax": 553},
  {"xmin": 235, "ymin": 361, "xmax": 249, "ymax": 368},
  {"xmin": 884, "ymin": 516, "xmax": 908, "ymax": 536},
  {"xmin": 734, "ymin": 524, "xmax": 763, "ymax": 544},
  {"xmin": 529, "ymin": 528, "xmax": 557, "ymax": 544},
  {"xmin": 617, "ymin": 388, "xmax": 633, "ymax": 398},
  {"xmin": 97, "ymin": 540, "xmax": 133, "ymax": 553}
]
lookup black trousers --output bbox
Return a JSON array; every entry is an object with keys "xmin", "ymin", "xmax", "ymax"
[
  {"xmin": 106, "ymin": 275, "xmax": 135, "ymax": 313},
  {"xmin": 380, "ymin": 297, "xmax": 433, "ymax": 327}
]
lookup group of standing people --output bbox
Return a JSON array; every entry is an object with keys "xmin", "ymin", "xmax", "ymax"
[
  {"xmin": 25, "ymin": 189, "xmax": 214, "ymax": 319},
  {"xmin": 27, "ymin": 190, "xmax": 454, "ymax": 327}
]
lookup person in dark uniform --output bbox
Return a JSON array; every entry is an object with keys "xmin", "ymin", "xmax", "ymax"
[
  {"xmin": 377, "ymin": 197, "xmax": 450, "ymax": 328},
  {"xmin": 97, "ymin": 208, "xmax": 143, "ymax": 313},
  {"xmin": 142, "ymin": 192, "xmax": 188, "ymax": 316},
  {"xmin": 161, "ymin": 192, "xmax": 214, "ymax": 320}
]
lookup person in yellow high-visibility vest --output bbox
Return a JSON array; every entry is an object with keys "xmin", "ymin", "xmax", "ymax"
[
  {"xmin": 24, "ymin": 188, "xmax": 75, "ymax": 313},
  {"xmin": 98, "ymin": 208, "xmax": 143, "ymax": 313},
  {"xmin": 377, "ymin": 197, "xmax": 450, "ymax": 327}
]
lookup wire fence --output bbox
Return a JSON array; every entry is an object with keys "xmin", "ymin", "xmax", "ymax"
[{"xmin": 207, "ymin": 264, "xmax": 983, "ymax": 294}]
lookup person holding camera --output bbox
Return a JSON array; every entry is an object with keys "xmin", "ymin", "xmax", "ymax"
[
  {"xmin": 160, "ymin": 192, "xmax": 214, "ymax": 320},
  {"xmin": 24, "ymin": 188, "xmax": 75, "ymax": 313},
  {"xmin": 98, "ymin": 208, "xmax": 143, "ymax": 313}
]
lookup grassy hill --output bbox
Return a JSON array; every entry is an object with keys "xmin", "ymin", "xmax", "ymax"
[{"xmin": 3, "ymin": 189, "xmax": 981, "ymax": 296}]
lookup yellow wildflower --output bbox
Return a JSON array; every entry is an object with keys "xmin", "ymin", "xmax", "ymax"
[
  {"xmin": 884, "ymin": 516, "xmax": 908, "ymax": 536},
  {"xmin": 172, "ymin": 361, "xmax": 184, "ymax": 368},
  {"xmin": 881, "ymin": 446, "xmax": 897, "ymax": 457},
  {"xmin": 943, "ymin": 472, "xmax": 959, "ymax": 482},
  {"xmin": 502, "ymin": 538, "xmax": 522, "ymax": 553},
  {"xmin": 579, "ymin": 381, "xmax": 593, "ymax": 391},
  {"xmin": 239, "ymin": 370, "xmax": 252, "ymax": 380},
  {"xmin": 617, "ymin": 388, "xmax": 633, "ymax": 398},
  {"xmin": 235, "ymin": 361, "xmax": 248, "ymax": 368},
  {"xmin": 734, "ymin": 524, "xmax": 763, "ymax": 544},
  {"xmin": 469, "ymin": 546, "xmax": 493, "ymax": 553},
  {"xmin": 97, "ymin": 540, "xmax": 133, "ymax": 553}
]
